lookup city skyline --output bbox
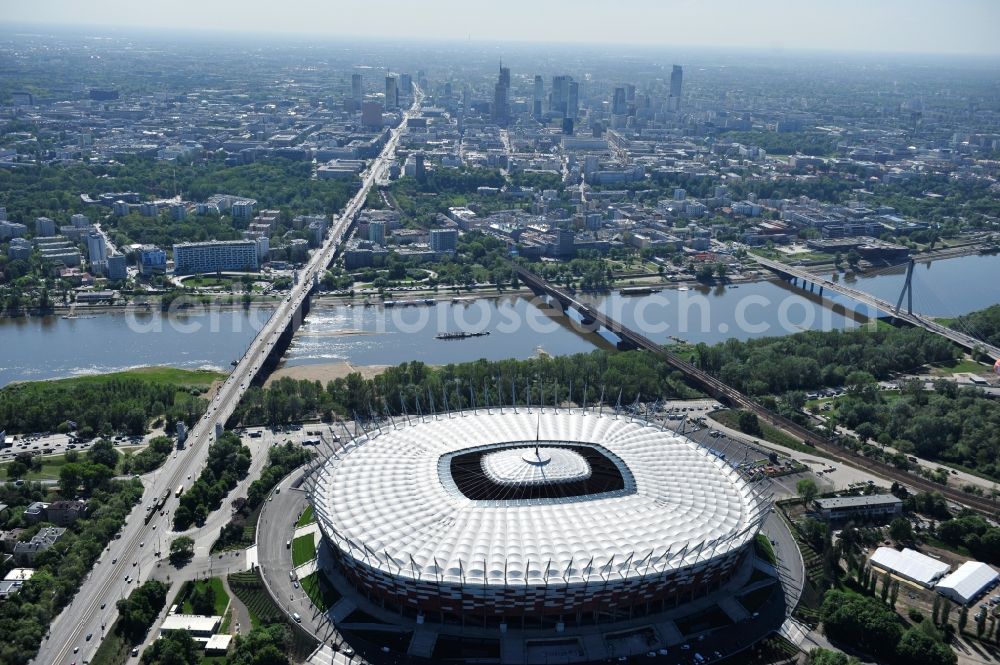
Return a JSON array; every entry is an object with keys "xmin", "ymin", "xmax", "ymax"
[{"xmin": 4, "ymin": 0, "xmax": 1000, "ymax": 56}]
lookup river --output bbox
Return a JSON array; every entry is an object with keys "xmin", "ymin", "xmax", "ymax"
[{"xmin": 1, "ymin": 253, "xmax": 997, "ymax": 386}]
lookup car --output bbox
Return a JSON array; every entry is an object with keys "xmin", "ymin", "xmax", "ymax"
[
  {"xmin": 293, "ymin": 581, "xmax": 299, "ymax": 588},
  {"xmin": 132, "ymin": 647, "xmax": 139, "ymax": 657},
  {"xmin": 133, "ymin": 561, "xmax": 137, "ymax": 566},
  {"xmin": 681, "ymin": 644, "xmax": 690, "ymax": 651},
  {"xmin": 293, "ymin": 612, "xmax": 301, "ymax": 623},
  {"xmin": 86, "ymin": 633, "xmax": 92, "ymax": 641},
  {"xmin": 152, "ymin": 525, "xmax": 156, "ymax": 530},
  {"xmin": 112, "ymin": 558, "xmax": 117, "ymax": 564},
  {"xmin": 139, "ymin": 542, "xmax": 144, "ymax": 548},
  {"xmin": 100, "ymin": 602, "xmax": 106, "ymax": 609},
  {"xmin": 73, "ymin": 646, "xmax": 79, "ymax": 653}
]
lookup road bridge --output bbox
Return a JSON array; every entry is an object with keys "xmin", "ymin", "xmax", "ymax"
[
  {"xmin": 513, "ymin": 262, "xmax": 1000, "ymax": 517},
  {"xmin": 37, "ymin": 90, "xmax": 424, "ymax": 665},
  {"xmin": 752, "ymin": 254, "xmax": 1000, "ymax": 361}
]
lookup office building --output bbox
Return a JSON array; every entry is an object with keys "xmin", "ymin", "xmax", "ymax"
[
  {"xmin": 86, "ymin": 232, "xmax": 108, "ymax": 273},
  {"xmin": 493, "ymin": 65, "xmax": 511, "ymax": 126},
  {"xmin": 385, "ymin": 75, "xmax": 398, "ymax": 111},
  {"xmin": 230, "ymin": 199, "xmax": 256, "ymax": 221},
  {"xmin": 35, "ymin": 217, "xmax": 56, "ymax": 237},
  {"xmin": 106, "ymin": 254, "xmax": 127, "ymax": 280},
  {"xmin": 567, "ymin": 81, "xmax": 579, "ymax": 119},
  {"xmin": 7, "ymin": 238, "xmax": 32, "ymax": 261},
  {"xmin": 400, "ymin": 73, "xmax": 412, "ymax": 95},
  {"xmin": 70, "ymin": 214, "xmax": 90, "ymax": 228},
  {"xmin": 172, "ymin": 240, "xmax": 259, "ymax": 275},
  {"xmin": 351, "ymin": 73, "xmax": 363, "ymax": 110},
  {"xmin": 362, "ymin": 101, "xmax": 384, "ymax": 129},
  {"xmin": 368, "ymin": 221, "xmax": 386, "ymax": 246},
  {"xmin": 533, "ymin": 75, "xmax": 544, "ymax": 119},
  {"xmin": 414, "ymin": 152, "xmax": 426, "ymax": 182},
  {"xmin": 612, "ymin": 87, "xmax": 627, "ymax": 116},
  {"xmin": 814, "ymin": 494, "xmax": 903, "ymax": 523},
  {"xmin": 551, "ymin": 75, "xmax": 570, "ymax": 115},
  {"xmin": 429, "ymin": 228, "xmax": 457, "ymax": 253},
  {"xmin": 0, "ymin": 221, "xmax": 27, "ymax": 239},
  {"xmin": 669, "ymin": 65, "xmax": 683, "ymax": 111},
  {"xmin": 138, "ymin": 245, "xmax": 168, "ymax": 275}
]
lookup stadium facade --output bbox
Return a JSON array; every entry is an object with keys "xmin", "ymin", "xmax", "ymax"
[{"xmin": 310, "ymin": 408, "xmax": 770, "ymax": 631}]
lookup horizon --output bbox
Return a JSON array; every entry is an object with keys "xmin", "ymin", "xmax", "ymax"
[{"xmin": 3, "ymin": 0, "xmax": 1000, "ymax": 57}]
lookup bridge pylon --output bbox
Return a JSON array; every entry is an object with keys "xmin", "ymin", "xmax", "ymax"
[{"xmin": 893, "ymin": 259, "xmax": 915, "ymax": 316}]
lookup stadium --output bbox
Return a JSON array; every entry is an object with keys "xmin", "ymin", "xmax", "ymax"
[{"xmin": 309, "ymin": 407, "xmax": 771, "ymax": 634}]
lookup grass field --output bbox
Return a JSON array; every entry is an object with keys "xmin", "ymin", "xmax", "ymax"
[
  {"xmin": 300, "ymin": 571, "xmax": 341, "ymax": 611},
  {"xmin": 178, "ymin": 577, "xmax": 229, "ymax": 616},
  {"xmin": 295, "ymin": 505, "xmax": 315, "ymax": 527},
  {"xmin": 292, "ymin": 534, "xmax": 316, "ymax": 567},
  {"xmin": 31, "ymin": 366, "xmax": 225, "ymax": 389},
  {"xmin": 228, "ymin": 570, "xmax": 284, "ymax": 628}
]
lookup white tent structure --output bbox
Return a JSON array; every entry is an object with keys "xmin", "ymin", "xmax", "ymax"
[
  {"xmin": 870, "ymin": 547, "xmax": 950, "ymax": 587},
  {"xmin": 936, "ymin": 561, "xmax": 999, "ymax": 605}
]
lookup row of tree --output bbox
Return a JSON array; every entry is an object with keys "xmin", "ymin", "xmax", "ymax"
[
  {"xmin": 229, "ymin": 350, "xmax": 700, "ymax": 427},
  {"xmin": 172, "ymin": 432, "xmax": 251, "ymax": 530}
]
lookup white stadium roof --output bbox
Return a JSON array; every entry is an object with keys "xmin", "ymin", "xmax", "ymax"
[
  {"xmin": 936, "ymin": 561, "xmax": 999, "ymax": 604},
  {"xmin": 313, "ymin": 409, "xmax": 766, "ymax": 586},
  {"xmin": 870, "ymin": 547, "xmax": 950, "ymax": 587}
]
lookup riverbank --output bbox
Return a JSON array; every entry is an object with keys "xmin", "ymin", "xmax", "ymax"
[{"xmin": 265, "ymin": 361, "xmax": 391, "ymax": 385}]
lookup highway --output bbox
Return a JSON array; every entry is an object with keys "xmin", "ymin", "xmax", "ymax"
[
  {"xmin": 752, "ymin": 253, "xmax": 1000, "ymax": 361},
  {"xmin": 36, "ymin": 88, "xmax": 423, "ymax": 665}
]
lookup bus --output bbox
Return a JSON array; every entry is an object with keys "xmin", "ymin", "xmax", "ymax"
[{"xmin": 174, "ymin": 485, "xmax": 184, "ymax": 498}]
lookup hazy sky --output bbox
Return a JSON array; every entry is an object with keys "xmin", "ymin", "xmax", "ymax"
[{"xmin": 5, "ymin": 0, "xmax": 1000, "ymax": 56}]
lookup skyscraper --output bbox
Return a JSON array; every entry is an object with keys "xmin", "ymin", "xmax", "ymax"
[
  {"xmin": 551, "ymin": 75, "xmax": 570, "ymax": 115},
  {"xmin": 400, "ymin": 73, "xmax": 412, "ymax": 95},
  {"xmin": 669, "ymin": 65, "xmax": 683, "ymax": 111},
  {"xmin": 385, "ymin": 75, "xmax": 398, "ymax": 111},
  {"xmin": 612, "ymin": 87, "xmax": 627, "ymax": 115},
  {"xmin": 567, "ymin": 81, "xmax": 579, "ymax": 119},
  {"xmin": 351, "ymin": 73, "xmax": 362, "ymax": 110},
  {"xmin": 493, "ymin": 65, "xmax": 511, "ymax": 126},
  {"xmin": 533, "ymin": 75, "xmax": 544, "ymax": 119}
]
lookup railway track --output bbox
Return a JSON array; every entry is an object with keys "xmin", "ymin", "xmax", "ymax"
[{"xmin": 514, "ymin": 263, "xmax": 999, "ymax": 517}]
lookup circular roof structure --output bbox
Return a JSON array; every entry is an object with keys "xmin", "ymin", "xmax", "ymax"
[
  {"xmin": 482, "ymin": 446, "xmax": 592, "ymax": 485},
  {"xmin": 312, "ymin": 409, "xmax": 766, "ymax": 586}
]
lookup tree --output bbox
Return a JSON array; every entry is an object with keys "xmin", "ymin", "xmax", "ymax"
[
  {"xmin": 188, "ymin": 581, "xmax": 215, "ymax": 616},
  {"xmin": 227, "ymin": 625, "xmax": 291, "ymax": 665},
  {"xmin": 117, "ymin": 580, "xmax": 168, "ymax": 642},
  {"xmin": 820, "ymin": 589, "xmax": 901, "ymax": 660},
  {"xmin": 797, "ymin": 478, "xmax": 819, "ymax": 507},
  {"xmin": 932, "ymin": 595, "xmax": 942, "ymax": 625},
  {"xmin": 804, "ymin": 649, "xmax": 860, "ymax": 665},
  {"xmin": 59, "ymin": 463, "xmax": 82, "ymax": 496},
  {"xmin": 736, "ymin": 410, "xmax": 762, "ymax": 436},
  {"xmin": 169, "ymin": 536, "xmax": 194, "ymax": 566},
  {"xmin": 86, "ymin": 439, "xmax": 119, "ymax": 469},
  {"xmin": 959, "ymin": 606, "xmax": 969, "ymax": 633},
  {"xmin": 140, "ymin": 628, "xmax": 200, "ymax": 665},
  {"xmin": 896, "ymin": 626, "xmax": 957, "ymax": 665},
  {"xmin": 889, "ymin": 517, "xmax": 914, "ymax": 544}
]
